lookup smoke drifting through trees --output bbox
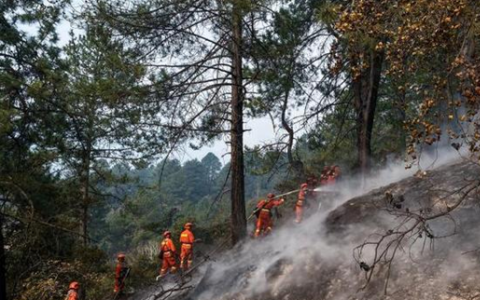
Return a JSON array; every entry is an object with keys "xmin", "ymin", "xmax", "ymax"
[
  {"xmin": 174, "ymin": 150, "xmax": 479, "ymax": 300},
  {"xmin": 2, "ymin": 0, "xmax": 480, "ymax": 299}
]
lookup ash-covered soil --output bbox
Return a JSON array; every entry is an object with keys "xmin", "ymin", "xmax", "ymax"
[{"xmin": 131, "ymin": 159, "xmax": 480, "ymax": 300}]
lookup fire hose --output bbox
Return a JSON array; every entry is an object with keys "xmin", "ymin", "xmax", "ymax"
[{"xmin": 247, "ymin": 187, "xmax": 333, "ymax": 220}]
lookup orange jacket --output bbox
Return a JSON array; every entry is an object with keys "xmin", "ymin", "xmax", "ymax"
[
  {"xmin": 298, "ymin": 184, "xmax": 307, "ymax": 201},
  {"xmin": 297, "ymin": 184, "xmax": 308, "ymax": 204},
  {"xmin": 326, "ymin": 176, "xmax": 336, "ymax": 185},
  {"xmin": 65, "ymin": 290, "xmax": 78, "ymax": 300},
  {"xmin": 320, "ymin": 174, "xmax": 328, "ymax": 185},
  {"xmin": 256, "ymin": 198, "xmax": 284, "ymax": 218},
  {"xmin": 160, "ymin": 238, "xmax": 176, "ymax": 253},
  {"xmin": 115, "ymin": 261, "xmax": 128, "ymax": 280},
  {"xmin": 256, "ymin": 198, "xmax": 284, "ymax": 209},
  {"xmin": 180, "ymin": 229, "xmax": 195, "ymax": 244}
]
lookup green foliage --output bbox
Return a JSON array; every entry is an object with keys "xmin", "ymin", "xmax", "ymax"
[
  {"xmin": 93, "ymin": 152, "xmax": 285, "ymax": 254},
  {"xmin": 3, "ymin": 0, "xmax": 476, "ymax": 299},
  {"xmin": 17, "ymin": 253, "xmax": 112, "ymax": 300}
]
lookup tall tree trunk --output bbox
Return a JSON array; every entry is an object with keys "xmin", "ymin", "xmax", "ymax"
[
  {"xmin": 230, "ymin": 5, "xmax": 247, "ymax": 245},
  {"xmin": 352, "ymin": 49, "xmax": 384, "ymax": 177},
  {"xmin": 0, "ymin": 214, "xmax": 7, "ymax": 300},
  {"xmin": 81, "ymin": 141, "xmax": 91, "ymax": 247}
]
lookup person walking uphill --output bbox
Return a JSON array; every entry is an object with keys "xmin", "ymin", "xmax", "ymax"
[
  {"xmin": 179, "ymin": 222, "xmax": 195, "ymax": 271},
  {"xmin": 254, "ymin": 193, "xmax": 285, "ymax": 238},
  {"xmin": 64, "ymin": 282, "xmax": 80, "ymax": 300},
  {"xmin": 158, "ymin": 231, "xmax": 177, "ymax": 280},
  {"xmin": 114, "ymin": 253, "xmax": 129, "ymax": 296}
]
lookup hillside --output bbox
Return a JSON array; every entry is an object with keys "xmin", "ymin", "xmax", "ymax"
[
  {"xmin": 133, "ymin": 159, "xmax": 480, "ymax": 300},
  {"xmin": 4, "ymin": 1, "xmax": 480, "ymax": 299}
]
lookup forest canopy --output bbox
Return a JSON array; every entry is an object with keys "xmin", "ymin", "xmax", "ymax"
[{"xmin": 1, "ymin": 0, "xmax": 479, "ymax": 299}]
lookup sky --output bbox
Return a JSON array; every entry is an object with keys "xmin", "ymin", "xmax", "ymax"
[
  {"xmin": 22, "ymin": 1, "xmax": 308, "ymax": 165},
  {"xmin": 55, "ymin": 20, "xmax": 286, "ymax": 164},
  {"xmin": 175, "ymin": 117, "xmax": 279, "ymax": 165},
  {"xmin": 54, "ymin": 7, "xmax": 300, "ymax": 165}
]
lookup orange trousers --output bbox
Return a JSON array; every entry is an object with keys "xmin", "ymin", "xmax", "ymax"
[
  {"xmin": 114, "ymin": 279, "xmax": 124, "ymax": 293},
  {"xmin": 160, "ymin": 252, "xmax": 177, "ymax": 276},
  {"xmin": 66, "ymin": 290, "xmax": 79, "ymax": 300},
  {"xmin": 180, "ymin": 244, "xmax": 193, "ymax": 271},
  {"xmin": 254, "ymin": 216, "xmax": 273, "ymax": 238},
  {"xmin": 295, "ymin": 204, "xmax": 303, "ymax": 223}
]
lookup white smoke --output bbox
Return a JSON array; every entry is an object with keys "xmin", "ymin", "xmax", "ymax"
[
  {"xmin": 183, "ymin": 146, "xmax": 475, "ymax": 300},
  {"xmin": 135, "ymin": 146, "xmax": 478, "ymax": 300}
]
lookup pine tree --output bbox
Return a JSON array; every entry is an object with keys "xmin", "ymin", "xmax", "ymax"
[{"xmin": 91, "ymin": 0, "xmax": 269, "ymax": 244}]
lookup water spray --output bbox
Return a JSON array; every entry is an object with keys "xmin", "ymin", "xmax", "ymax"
[{"xmin": 247, "ymin": 187, "xmax": 336, "ymax": 220}]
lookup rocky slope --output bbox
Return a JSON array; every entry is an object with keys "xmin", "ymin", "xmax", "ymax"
[{"xmin": 133, "ymin": 159, "xmax": 480, "ymax": 300}]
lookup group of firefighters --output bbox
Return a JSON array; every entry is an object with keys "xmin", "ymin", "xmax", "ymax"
[
  {"xmin": 254, "ymin": 165, "xmax": 340, "ymax": 237},
  {"xmin": 158, "ymin": 222, "xmax": 197, "ymax": 278},
  {"xmin": 64, "ymin": 166, "xmax": 340, "ymax": 299},
  {"xmin": 65, "ymin": 223, "xmax": 196, "ymax": 299}
]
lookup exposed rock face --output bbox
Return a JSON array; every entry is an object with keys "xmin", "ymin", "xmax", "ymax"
[
  {"xmin": 327, "ymin": 160, "xmax": 480, "ymax": 236},
  {"xmin": 134, "ymin": 160, "xmax": 480, "ymax": 300}
]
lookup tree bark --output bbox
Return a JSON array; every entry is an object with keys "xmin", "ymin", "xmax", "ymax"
[
  {"xmin": 81, "ymin": 140, "xmax": 91, "ymax": 247},
  {"xmin": 230, "ymin": 5, "xmax": 247, "ymax": 245},
  {"xmin": 352, "ymin": 49, "xmax": 384, "ymax": 177},
  {"xmin": 0, "ymin": 214, "xmax": 7, "ymax": 300}
]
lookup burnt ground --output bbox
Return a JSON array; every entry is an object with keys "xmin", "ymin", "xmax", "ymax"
[{"xmin": 131, "ymin": 159, "xmax": 480, "ymax": 300}]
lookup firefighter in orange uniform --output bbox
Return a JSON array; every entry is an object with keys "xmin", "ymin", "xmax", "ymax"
[
  {"xmin": 179, "ymin": 223, "xmax": 195, "ymax": 271},
  {"xmin": 326, "ymin": 167, "xmax": 337, "ymax": 185},
  {"xmin": 159, "ymin": 231, "xmax": 177, "ymax": 278},
  {"xmin": 333, "ymin": 165, "xmax": 341, "ymax": 181},
  {"xmin": 114, "ymin": 253, "xmax": 129, "ymax": 295},
  {"xmin": 295, "ymin": 183, "xmax": 309, "ymax": 223},
  {"xmin": 254, "ymin": 193, "xmax": 285, "ymax": 238},
  {"xmin": 320, "ymin": 166, "xmax": 330, "ymax": 185},
  {"xmin": 65, "ymin": 282, "xmax": 80, "ymax": 300}
]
